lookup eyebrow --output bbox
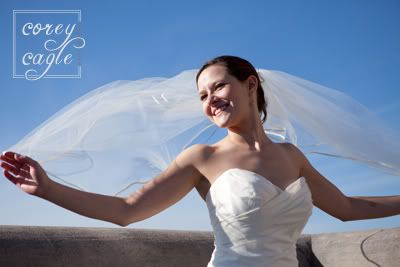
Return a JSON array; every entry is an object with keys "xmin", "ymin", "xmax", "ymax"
[{"xmin": 198, "ymin": 81, "xmax": 222, "ymax": 95}]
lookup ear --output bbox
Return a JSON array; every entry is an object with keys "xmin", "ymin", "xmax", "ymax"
[{"xmin": 247, "ymin": 75, "xmax": 258, "ymax": 99}]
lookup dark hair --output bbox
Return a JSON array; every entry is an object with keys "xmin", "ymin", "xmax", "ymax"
[{"xmin": 196, "ymin": 55, "xmax": 268, "ymax": 124}]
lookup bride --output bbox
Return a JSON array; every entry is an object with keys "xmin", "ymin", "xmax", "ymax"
[{"xmin": 1, "ymin": 55, "xmax": 399, "ymax": 266}]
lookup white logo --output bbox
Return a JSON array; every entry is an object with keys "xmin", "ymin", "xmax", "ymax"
[{"xmin": 13, "ymin": 10, "xmax": 86, "ymax": 81}]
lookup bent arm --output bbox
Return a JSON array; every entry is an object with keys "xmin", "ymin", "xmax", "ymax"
[{"xmin": 43, "ymin": 180, "xmax": 128, "ymax": 226}]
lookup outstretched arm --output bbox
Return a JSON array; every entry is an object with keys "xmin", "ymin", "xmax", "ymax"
[
  {"xmin": 287, "ymin": 143, "xmax": 400, "ymax": 222},
  {"xmin": 1, "ymin": 144, "xmax": 206, "ymax": 227},
  {"xmin": 1, "ymin": 151, "xmax": 128, "ymax": 226},
  {"xmin": 344, "ymin": 195, "xmax": 400, "ymax": 221}
]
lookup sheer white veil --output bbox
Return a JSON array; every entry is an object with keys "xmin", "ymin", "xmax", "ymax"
[{"xmin": 6, "ymin": 68, "xmax": 400, "ymax": 196}]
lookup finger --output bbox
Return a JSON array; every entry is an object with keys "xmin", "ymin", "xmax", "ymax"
[
  {"xmin": 1, "ymin": 152, "xmax": 25, "ymax": 169},
  {"xmin": 4, "ymin": 170, "xmax": 37, "ymax": 187},
  {"xmin": 4, "ymin": 169, "xmax": 17, "ymax": 184},
  {"xmin": 2, "ymin": 151, "xmax": 19, "ymax": 161},
  {"xmin": 0, "ymin": 152, "xmax": 19, "ymax": 165},
  {"xmin": 0, "ymin": 155, "xmax": 24, "ymax": 170},
  {"xmin": 4, "ymin": 169, "xmax": 22, "ymax": 185},
  {"xmin": 2, "ymin": 151, "xmax": 26, "ymax": 162},
  {"xmin": 0, "ymin": 161, "xmax": 31, "ymax": 179},
  {"xmin": 2, "ymin": 152, "xmax": 42, "ymax": 177},
  {"xmin": 5, "ymin": 151, "xmax": 38, "ymax": 167},
  {"xmin": 21, "ymin": 163, "xmax": 31, "ymax": 172}
]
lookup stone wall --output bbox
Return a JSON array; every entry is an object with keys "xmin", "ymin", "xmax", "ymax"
[{"xmin": 0, "ymin": 225, "xmax": 398, "ymax": 266}]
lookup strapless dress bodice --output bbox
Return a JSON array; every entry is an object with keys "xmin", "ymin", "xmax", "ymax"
[{"xmin": 205, "ymin": 168, "xmax": 313, "ymax": 267}]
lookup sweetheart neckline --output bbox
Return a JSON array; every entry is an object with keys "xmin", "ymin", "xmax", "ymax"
[{"xmin": 205, "ymin": 168, "xmax": 308, "ymax": 201}]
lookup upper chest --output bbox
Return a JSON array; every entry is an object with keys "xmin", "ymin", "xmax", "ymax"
[{"xmin": 195, "ymin": 142, "xmax": 301, "ymax": 201}]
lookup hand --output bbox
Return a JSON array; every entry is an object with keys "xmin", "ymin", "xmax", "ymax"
[{"xmin": 0, "ymin": 151, "xmax": 52, "ymax": 198}]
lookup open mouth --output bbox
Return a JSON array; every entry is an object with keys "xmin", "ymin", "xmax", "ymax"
[{"xmin": 214, "ymin": 103, "xmax": 229, "ymax": 116}]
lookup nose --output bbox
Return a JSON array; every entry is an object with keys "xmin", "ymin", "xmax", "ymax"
[{"xmin": 204, "ymin": 94, "xmax": 217, "ymax": 106}]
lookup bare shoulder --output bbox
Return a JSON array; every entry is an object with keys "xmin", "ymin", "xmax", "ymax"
[
  {"xmin": 122, "ymin": 144, "xmax": 211, "ymax": 225},
  {"xmin": 174, "ymin": 143, "xmax": 213, "ymax": 186},
  {"xmin": 280, "ymin": 142, "xmax": 306, "ymax": 172},
  {"xmin": 175, "ymin": 144, "xmax": 211, "ymax": 170},
  {"xmin": 281, "ymin": 142, "xmax": 352, "ymax": 221},
  {"xmin": 281, "ymin": 141, "xmax": 327, "ymax": 176},
  {"xmin": 281, "ymin": 141, "xmax": 318, "ymax": 177}
]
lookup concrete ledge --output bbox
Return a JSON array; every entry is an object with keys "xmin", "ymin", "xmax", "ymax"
[
  {"xmin": 0, "ymin": 225, "xmax": 398, "ymax": 266},
  {"xmin": 0, "ymin": 226, "xmax": 214, "ymax": 267},
  {"xmin": 312, "ymin": 227, "xmax": 400, "ymax": 267}
]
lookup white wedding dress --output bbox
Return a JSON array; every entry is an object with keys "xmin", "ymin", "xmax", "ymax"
[{"xmin": 205, "ymin": 168, "xmax": 313, "ymax": 267}]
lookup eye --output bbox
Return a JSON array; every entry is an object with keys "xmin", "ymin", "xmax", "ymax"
[
  {"xmin": 199, "ymin": 83, "xmax": 225, "ymax": 101},
  {"xmin": 216, "ymin": 83, "xmax": 225, "ymax": 89}
]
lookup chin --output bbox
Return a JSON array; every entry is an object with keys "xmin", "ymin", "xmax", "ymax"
[{"xmin": 213, "ymin": 117, "xmax": 232, "ymax": 128}]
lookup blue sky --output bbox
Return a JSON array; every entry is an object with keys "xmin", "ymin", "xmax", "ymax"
[{"xmin": 0, "ymin": 0, "xmax": 399, "ymax": 234}]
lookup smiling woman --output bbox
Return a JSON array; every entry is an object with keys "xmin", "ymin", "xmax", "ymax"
[
  {"xmin": 1, "ymin": 55, "xmax": 400, "ymax": 267},
  {"xmin": 196, "ymin": 56, "xmax": 268, "ymax": 125}
]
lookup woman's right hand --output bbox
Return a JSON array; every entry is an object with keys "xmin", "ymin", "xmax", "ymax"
[{"xmin": 0, "ymin": 151, "xmax": 52, "ymax": 198}]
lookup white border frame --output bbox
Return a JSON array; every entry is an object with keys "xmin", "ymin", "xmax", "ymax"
[{"xmin": 13, "ymin": 10, "xmax": 82, "ymax": 79}]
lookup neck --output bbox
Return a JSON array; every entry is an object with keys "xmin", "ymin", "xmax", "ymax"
[{"xmin": 226, "ymin": 113, "xmax": 272, "ymax": 151}]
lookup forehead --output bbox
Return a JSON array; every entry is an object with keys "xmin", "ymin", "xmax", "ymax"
[{"xmin": 197, "ymin": 64, "xmax": 229, "ymax": 91}]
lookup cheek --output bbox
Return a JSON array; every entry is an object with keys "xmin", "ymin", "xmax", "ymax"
[{"xmin": 202, "ymin": 104, "xmax": 211, "ymax": 116}]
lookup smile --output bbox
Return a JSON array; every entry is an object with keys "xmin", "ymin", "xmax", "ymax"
[{"xmin": 214, "ymin": 104, "xmax": 229, "ymax": 116}]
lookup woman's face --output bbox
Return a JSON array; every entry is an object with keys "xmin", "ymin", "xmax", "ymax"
[{"xmin": 197, "ymin": 64, "xmax": 251, "ymax": 128}]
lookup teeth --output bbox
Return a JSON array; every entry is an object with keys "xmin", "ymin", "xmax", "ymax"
[{"xmin": 215, "ymin": 104, "xmax": 228, "ymax": 116}]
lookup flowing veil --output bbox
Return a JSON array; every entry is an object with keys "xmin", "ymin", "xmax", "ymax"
[{"xmin": 6, "ymin": 69, "xmax": 400, "ymax": 196}]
